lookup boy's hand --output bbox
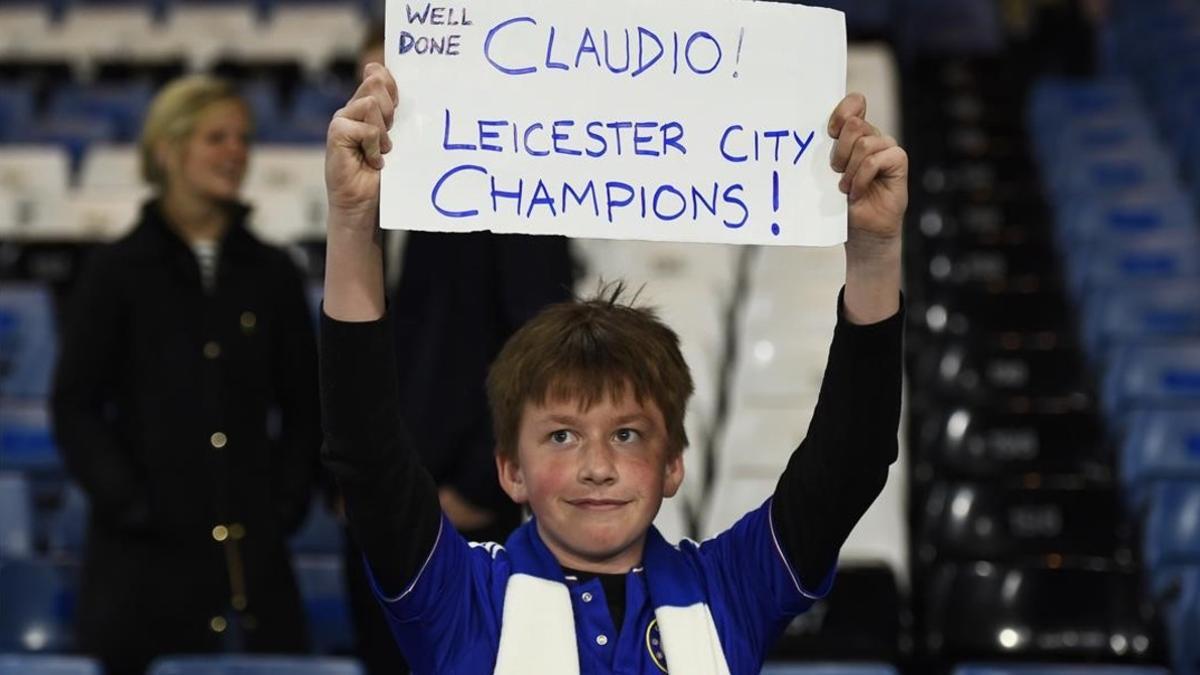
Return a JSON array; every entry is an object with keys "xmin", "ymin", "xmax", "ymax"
[
  {"xmin": 322, "ymin": 62, "xmax": 395, "ymax": 322},
  {"xmin": 829, "ymin": 92, "xmax": 908, "ymax": 247},
  {"xmin": 325, "ymin": 62, "xmax": 398, "ymax": 227},
  {"xmin": 828, "ymin": 93, "xmax": 907, "ymax": 324}
]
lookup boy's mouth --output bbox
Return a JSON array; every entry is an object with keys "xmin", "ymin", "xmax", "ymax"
[{"xmin": 568, "ymin": 498, "xmax": 630, "ymax": 511}]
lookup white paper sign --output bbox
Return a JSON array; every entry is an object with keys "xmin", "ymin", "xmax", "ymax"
[{"xmin": 382, "ymin": 0, "xmax": 847, "ymax": 246}]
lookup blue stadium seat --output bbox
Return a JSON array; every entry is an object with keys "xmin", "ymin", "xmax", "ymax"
[
  {"xmin": 239, "ymin": 80, "xmax": 282, "ymax": 126},
  {"xmin": 0, "ymin": 283, "xmax": 57, "ymax": 400},
  {"xmin": 1069, "ymin": 243, "xmax": 1200, "ymax": 301},
  {"xmin": 46, "ymin": 482, "xmax": 88, "ymax": 557},
  {"xmin": 0, "ymin": 559, "xmax": 79, "ymax": 652},
  {"xmin": 0, "ymin": 655, "xmax": 101, "ymax": 675},
  {"xmin": 25, "ymin": 115, "xmax": 119, "ymax": 174},
  {"xmin": 48, "ymin": 81, "xmax": 154, "ymax": 142},
  {"xmin": 1082, "ymin": 280, "xmax": 1200, "ymax": 360},
  {"xmin": 1156, "ymin": 567, "xmax": 1200, "ymax": 675},
  {"xmin": 291, "ymin": 81, "xmax": 352, "ymax": 125},
  {"xmin": 1102, "ymin": 343, "xmax": 1200, "ymax": 420},
  {"xmin": 0, "ymin": 402, "xmax": 60, "ymax": 474},
  {"xmin": 0, "ymin": 472, "xmax": 34, "ymax": 558},
  {"xmin": 954, "ymin": 666, "xmax": 1169, "ymax": 675},
  {"xmin": 293, "ymin": 555, "xmax": 353, "ymax": 655},
  {"xmin": 0, "ymin": 83, "xmax": 37, "ymax": 143},
  {"xmin": 761, "ymin": 665, "xmax": 897, "ymax": 675},
  {"xmin": 1142, "ymin": 481, "xmax": 1200, "ymax": 581},
  {"xmin": 1120, "ymin": 408, "xmax": 1200, "ymax": 509},
  {"xmin": 148, "ymin": 655, "xmax": 364, "ymax": 675},
  {"xmin": 290, "ymin": 499, "xmax": 342, "ymax": 555}
]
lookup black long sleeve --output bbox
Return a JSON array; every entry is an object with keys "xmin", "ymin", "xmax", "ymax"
[
  {"xmin": 771, "ymin": 289, "xmax": 904, "ymax": 590},
  {"xmin": 320, "ymin": 310, "xmax": 442, "ymax": 598}
]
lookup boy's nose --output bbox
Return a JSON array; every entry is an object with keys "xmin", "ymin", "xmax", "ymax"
[{"xmin": 578, "ymin": 441, "xmax": 618, "ymax": 485}]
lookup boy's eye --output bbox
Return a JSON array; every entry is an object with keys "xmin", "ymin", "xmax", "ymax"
[
  {"xmin": 549, "ymin": 430, "xmax": 575, "ymax": 444},
  {"xmin": 613, "ymin": 428, "xmax": 641, "ymax": 443}
]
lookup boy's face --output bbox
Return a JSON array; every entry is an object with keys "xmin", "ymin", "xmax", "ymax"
[{"xmin": 497, "ymin": 384, "xmax": 684, "ymax": 574}]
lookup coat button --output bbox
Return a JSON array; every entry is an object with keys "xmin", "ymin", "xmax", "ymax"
[
  {"xmin": 581, "ymin": 592, "xmax": 593, "ymax": 603},
  {"xmin": 229, "ymin": 523, "xmax": 246, "ymax": 540},
  {"xmin": 240, "ymin": 311, "xmax": 257, "ymax": 331},
  {"xmin": 210, "ymin": 432, "xmax": 227, "ymax": 449},
  {"xmin": 203, "ymin": 341, "xmax": 221, "ymax": 359},
  {"xmin": 595, "ymin": 634, "xmax": 608, "ymax": 646},
  {"xmin": 210, "ymin": 616, "xmax": 227, "ymax": 633},
  {"xmin": 212, "ymin": 525, "xmax": 229, "ymax": 542},
  {"xmin": 232, "ymin": 594, "xmax": 247, "ymax": 611}
]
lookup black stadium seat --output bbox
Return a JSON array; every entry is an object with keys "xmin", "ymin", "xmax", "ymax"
[
  {"xmin": 918, "ymin": 483, "xmax": 1127, "ymax": 565},
  {"xmin": 924, "ymin": 561, "xmax": 1164, "ymax": 663}
]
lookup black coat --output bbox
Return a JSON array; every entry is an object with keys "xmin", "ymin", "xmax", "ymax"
[{"xmin": 51, "ymin": 200, "xmax": 320, "ymax": 675}]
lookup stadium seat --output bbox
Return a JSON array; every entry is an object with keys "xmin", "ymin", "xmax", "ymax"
[
  {"xmin": 920, "ymin": 407, "xmax": 1109, "ymax": 481},
  {"xmin": 1103, "ymin": 343, "xmax": 1200, "ymax": 421},
  {"xmin": 1152, "ymin": 567, "xmax": 1200, "ymax": 675},
  {"xmin": 0, "ymin": 654, "xmax": 101, "ymax": 675},
  {"xmin": 1070, "ymin": 244, "xmax": 1200, "ymax": 301},
  {"xmin": 924, "ymin": 562, "xmax": 1161, "ymax": 662},
  {"xmin": 0, "ymin": 83, "xmax": 36, "ymax": 142},
  {"xmin": 0, "ymin": 472, "xmax": 33, "ymax": 558},
  {"xmin": 953, "ymin": 666, "xmax": 1168, "ymax": 675},
  {"xmin": 148, "ymin": 655, "xmax": 364, "ymax": 675},
  {"xmin": 916, "ymin": 342, "xmax": 1087, "ymax": 401},
  {"xmin": 919, "ymin": 483, "xmax": 1123, "ymax": 564},
  {"xmin": 770, "ymin": 563, "xmax": 902, "ymax": 662},
  {"xmin": 1082, "ymin": 280, "xmax": 1200, "ymax": 360},
  {"xmin": 48, "ymin": 81, "xmax": 154, "ymax": 141},
  {"xmin": 0, "ymin": 282, "xmax": 57, "ymax": 399},
  {"xmin": 289, "ymin": 500, "xmax": 341, "ymax": 555},
  {"xmin": 1141, "ymin": 481, "xmax": 1200, "ymax": 581},
  {"xmin": 293, "ymin": 555, "xmax": 354, "ymax": 655},
  {"xmin": 0, "ymin": 558, "xmax": 79, "ymax": 652},
  {"xmin": 25, "ymin": 116, "xmax": 119, "ymax": 174},
  {"xmin": 243, "ymin": 145, "xmax": 325, "ymax": 193},
  {"xmin": 64, "ymin": 188, "xmax": 146, "ymax": 240},
  {"xmin": 0, "ymin": 147, "xmax": 70, "ymax": 197},
  {"xmin": 0, "ymin": 401, "xmax": 60, "ymax": 474},
  {"xmin": 46, "ymin": 482, "xmax": 88, "ymax": 557},
  {"xmin": 77, "ymin": 144, "xmax": 142, "ymax": 191},
  {"xmin": 1120, "ymin": 408, "xmax": 1200, "ymax": 509},
  {"xmin": 761, "ymin": 665, "xmax": 897, "ymax": 675}
]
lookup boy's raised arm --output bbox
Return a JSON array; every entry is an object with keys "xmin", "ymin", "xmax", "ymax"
[
  {"xmin": 320, "ymin": 63, "xmax": 442, "ymax": 597},
  {"xmin": 771, "ymin": 93, "xmax": 908, "ymax": 591}
]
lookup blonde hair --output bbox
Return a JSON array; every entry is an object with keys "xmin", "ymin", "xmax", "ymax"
[{"xmin": 139, "ymin": 75, "xmax": 250, "ymax": 188}]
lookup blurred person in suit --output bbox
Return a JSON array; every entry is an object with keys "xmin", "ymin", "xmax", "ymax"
[
  {"xmin": 331, "ymin": 20, "xmax": 575, "ymax": 675},
  {"xmin": 51, "ymin": 75, "xmax": 320, "ymax": 675}
]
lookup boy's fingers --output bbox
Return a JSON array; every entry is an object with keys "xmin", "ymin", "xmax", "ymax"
[
  {"xmin": 828, "ymin": 92, "xmax": 867, "ymax": 137},
  {"xmin": 841, "ymin": 134, "xmax": 896, "ymax": 193},
  {"xmin": 849, "ymin": 145, "xmax": 906, "ymax": 201},
  {"xmin": 831, "ymin": 116, "xmax": 878, "ymax": 172}
]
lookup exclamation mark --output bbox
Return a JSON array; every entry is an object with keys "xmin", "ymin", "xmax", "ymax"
[
  {"xmin": 771, "ymin": 170, "xmax": 781, "ymax": 236},
  {"xmin": 733, "ymin": 28, "xmax": 744, "ymax": 78}
]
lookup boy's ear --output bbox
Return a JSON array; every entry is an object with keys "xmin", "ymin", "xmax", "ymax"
[
  {"xmin": 662, "ymin": 451, "xmax": 685, "ymax": 499},
  {"xmin": 496, "ymin": 450, "xmax": 529, "ymax": 504}
]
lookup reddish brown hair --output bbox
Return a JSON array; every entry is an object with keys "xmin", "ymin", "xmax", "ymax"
[{"xmin": 487, "ymin": 282, "xmax": 694, "ymax": 461}]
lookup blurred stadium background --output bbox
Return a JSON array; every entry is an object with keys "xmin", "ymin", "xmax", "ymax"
[{"xmin": 0, "ymin": 0, "xmax": 1198, "ymax": 674}]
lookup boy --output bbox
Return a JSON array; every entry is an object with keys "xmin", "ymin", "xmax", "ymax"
[{"xmin": 321, "ymin": 64, "xmax": 907, "ymax": 674}]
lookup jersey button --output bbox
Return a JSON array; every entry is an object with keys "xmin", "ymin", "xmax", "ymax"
[
  {"xmin": 581, "ymin": 592, "xmax": 593, "ymax": 603},
  {"xmin": 595, "ymin": 634, "xmax": 608, "ymax": 646}
]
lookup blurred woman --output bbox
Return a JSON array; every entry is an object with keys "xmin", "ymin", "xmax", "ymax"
[{"xmin": 51, "ymin": 75, "xmax": 319, "ymax": 675}]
